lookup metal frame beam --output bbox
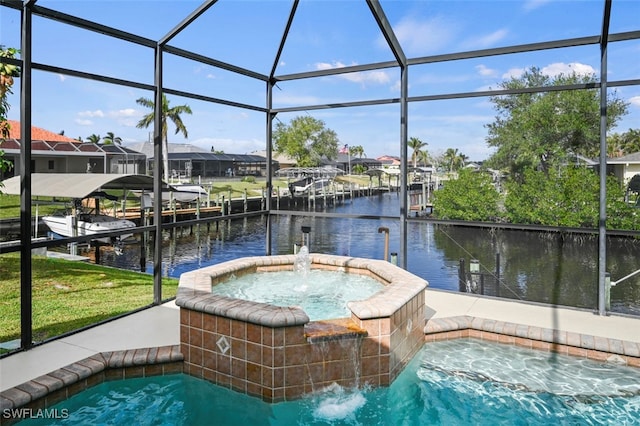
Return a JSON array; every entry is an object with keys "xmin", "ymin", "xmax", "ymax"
[
  {"xmin": 18, "ymin": 0, "xmax": 36, "ymax": 351},
  {"xmin": 366, "ymin": 0, "xmax": 406, "ymax": 66},
  {"xmin": 598, "ymin": 0, "xmax": 612, "ymax": 316}
]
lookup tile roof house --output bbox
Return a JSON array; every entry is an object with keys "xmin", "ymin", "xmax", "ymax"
[{"xmin": 0, "ymin": 120, "xmax": 145, "ymax": 180}]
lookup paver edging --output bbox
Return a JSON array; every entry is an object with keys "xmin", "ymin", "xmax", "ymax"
[
  {"xmin": 0, "ymin": 345, "xmax": 183, "ymax": 415},
  {"xmin": 424, "ymin": 315, "xmax": 640, "ymax": 367}
]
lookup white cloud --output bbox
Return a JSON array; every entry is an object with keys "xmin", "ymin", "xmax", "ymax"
[
  {"xmin": 476, "ymin": 65, "xmax": 497, "ymax": 78},
  {"xmin": 78, "ymin": 110, "xmax": 105, "ymax": 118},
  {"xmin": 502, "ymin": 67, "xmax": 526, "ymax": 79},
  {"xmin": 386, "ymin": 16, "xmax": 457, "ymax": 56},
  {"xmin": 463, "ymin": 29, "xmax": 509, "ymax": 50},
  {"xmin": 523, "ymin": 0, "xmax": 551, "ymax": 12},
  {"xmin": 500, "ymin": 63, "xmax": 595, "ymax": 80},
  {"xmin": 628, "ymin": 96, "xmax": 640, "ymax": 107},
  {"xmin": 109, "ymin": 108, "xmax": 137, "ymax": 118},
  {"xmin": 75, "ymin": 119, "xmax": 93, "ymax": 126},
  {"xmin": 541, "ymin": 62, "xmax": 596, "ymax": 77},
  {"xmin": 315, "ymin": 61, "xmax": 391, "ymax": 85}
]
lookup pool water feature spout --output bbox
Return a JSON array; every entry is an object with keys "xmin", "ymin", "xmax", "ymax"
[{"xmin": 294, "ymin": 245, "xmax": 311, "ymax": 276}]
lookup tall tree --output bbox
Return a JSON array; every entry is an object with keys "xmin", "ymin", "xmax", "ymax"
[
  {"xmin": 86, "ymin": 134, "xmax": 102, "ymax": 144},
  {"xmin": 504, "ymin": 167, "xmax": 638, "ymax": 229},
  {"xmin": 102, "ymin": 131, "xmax": 122, "ymax": 145},
  {"xmin": 485, "ymin": 67, "xmax": 628, "ymax": 180},
  {"xmin": 607, "ymin": 132, "xmax": 626, "ymax": 158},
  {"xmin": 408, "ymin": 137, "xmax": 427, "ymax": 169},
  {"xmin": 416, "ymin": 149, "xmax": 430, "ymax": 167},
  {"xmin": 442, "ymin": 148, "xmax": 466, "ymax": 172},
  {"xmin": 621, "ymin": 129, "xmax": 640, "ymax": 154},
  {"xmin": 273, "ymin": 116, "xmax": 339, "ymax": 167},
  {"xmin": 0, "ymin": 46, "xmax": 20, "ymax": 176},
  {"xmin": 350, "ymin": 144, "xmax": 365, "ymax": 158},
  {"xmin": 432, "ymin": 169, "xmax": 500, "ymax": 221},
  {"xmin": 136, "ymin": 94, "xmax": 192, "ymax": 182}
]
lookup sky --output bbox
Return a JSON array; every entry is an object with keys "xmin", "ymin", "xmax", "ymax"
[{"xmin": 1, "ymin": 0, "xmax": 639, "ymax": 162}]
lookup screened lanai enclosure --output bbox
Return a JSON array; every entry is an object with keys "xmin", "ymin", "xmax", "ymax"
[{"xmin": 1, "ymin": 0, "xmax": 639, "ymax": 353}]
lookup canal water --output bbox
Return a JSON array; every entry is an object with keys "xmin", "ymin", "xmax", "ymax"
[{"xmin": 92, "ymin": 192, "xmax": 639, "ymax": 315}]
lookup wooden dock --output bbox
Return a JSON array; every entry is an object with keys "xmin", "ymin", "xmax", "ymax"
[{"xmin": 117, "ymin": 205, "xmax": 222, "ymax": 222}]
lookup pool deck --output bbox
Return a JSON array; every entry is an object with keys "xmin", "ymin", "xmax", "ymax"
[{"xmin": 1, "ymin": 290, "xmax": 639, "ymax": 393}]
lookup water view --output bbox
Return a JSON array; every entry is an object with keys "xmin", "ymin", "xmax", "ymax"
[{"xmin": 77, "ymin": 192, "xmax": 640, "ymax": 315}]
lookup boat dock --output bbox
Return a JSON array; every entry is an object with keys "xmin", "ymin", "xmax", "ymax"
[{"xmin": 117, "ymin": 205, "xmax": 222, "ymax": 223}]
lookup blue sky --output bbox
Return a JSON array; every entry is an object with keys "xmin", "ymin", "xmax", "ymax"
[{"xmin": 1, "ymin": 0, "xmax": 639, "ymax": 161}]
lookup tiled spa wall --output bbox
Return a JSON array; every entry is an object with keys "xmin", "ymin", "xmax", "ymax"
[{"xmin": 176, "ymin": 254, "xmax": 428, "ymax": 402}]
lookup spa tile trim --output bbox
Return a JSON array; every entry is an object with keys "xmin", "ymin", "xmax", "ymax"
[
  {"xmin": 0, "ymin": 345, "xmax": 183, "ymax": 413},
  {"xmin": 176, "ymin": 287, "xmax": 310, "ymax": 327},
  {"xmin": 176, "ymin": 254, "xmax": 429, "ymax": 324},
  {"xmin": 424, "ymin": 316, "xmax": 640, "ymax": 367}
]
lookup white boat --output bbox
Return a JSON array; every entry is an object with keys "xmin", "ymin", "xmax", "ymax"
[
  {"xmin": 133, "ymin": 184, "xmax": 208, "ymax": 205},
  {"xmin": 42, "ymin": 212, "xmax": 136, "ymax": 243},
  {"xmin": 288, "ymin": 177, "xmax": 332, "ymax": 196}
]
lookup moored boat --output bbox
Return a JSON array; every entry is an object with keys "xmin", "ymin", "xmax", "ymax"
[{"xmin": 42, "ymin": 212, "xmax": 136, "ymax": 243}]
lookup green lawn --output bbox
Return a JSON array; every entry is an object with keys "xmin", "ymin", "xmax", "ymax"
[{"xmin": 0, "ymin": 253, "xmax": 179, "ymax": 344}]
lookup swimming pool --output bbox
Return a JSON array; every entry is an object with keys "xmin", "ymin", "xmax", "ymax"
[{"xmin": 18, "ymin": 338, "xmax": 640, "ymax": 425}]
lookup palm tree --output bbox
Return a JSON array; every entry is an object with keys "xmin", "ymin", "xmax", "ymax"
[
  {"xmin": 416, "ymin": 150, "xmax": 430, "ymax": 167},
  {"xmin": 443, "ymin": 148, "xmax": 468, "ymax": 172},
  {"xmin": 86, "ymin": 134, "xmax": 102, "ymax": 144},
  {"xmin": 408, "ymin": 137, "xmax": 428, "ymax": 169},
  {"xmin": 136, "ymin": 94, "xmax": 192, "ymax": 182},
  {"xmin": 442, "ymin": 148, "xmax": 458, "ymax": 172},
  {"xmin": 350, "ymin": 145, "xmax": 365, "ymax": 158},
  {"xmin": 102, "ymin": 131, "xmax": 122, "ymax": 145},
  {"xmin": 621, "ymin": 129, "xmax": 640, "ymax": 155}
]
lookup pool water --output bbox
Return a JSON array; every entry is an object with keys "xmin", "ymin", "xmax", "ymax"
[
  {"xmin": 210, "ymin": 269, "xmax": 385, "ymax": 321},
  {"xmin": 21, "ymin": 339, "xmax": 640, "ymax": 425}
]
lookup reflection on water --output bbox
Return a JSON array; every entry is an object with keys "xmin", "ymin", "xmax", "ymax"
[{"xmin": 92, "ymin": 193, "xmax": 639, "ymax": 315}]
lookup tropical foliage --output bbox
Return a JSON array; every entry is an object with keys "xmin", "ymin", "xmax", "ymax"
[
  {"xmin": 0, "ymin": 46, "xmax": 20, "ymax": 176},
  {"xmin": 432, "ymin": 169, "xmax": 500, "ymax": 221},
  {"xmin": 441, "ymin": 148, "xmax": 467, "ymax": 172},
  {"xmin": 408, "ymin": 137, "xmax": 428, "ymax": 168},
  {"xmin": 485, "ymin": 67, "xmax": 628, "ymax": 180},
  {"xmin": 85, "ymin": 134, "xmax": 101, "ymax": 144},
  {"xmin": 504, "ymin": 167, "xmax": 638, "ymax": 229},
  {"xmin": 349, "ymin": 144, "xmax": 365, "ymax": 158},
  {"xmin": 136, "ymin": 94, "xmax": 192, "ymax": 181},
  {"xmin": 608, "ymin": 128, "xmax": 640, "ymax": 157},
  {"xmin": 273, "ymin": 116, "xmax": 339, "ymax": 167},
  {"xmin": 102, "ymin": 131, "xmax": 122, "ymax": 145}
]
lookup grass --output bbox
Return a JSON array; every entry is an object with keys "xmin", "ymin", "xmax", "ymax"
[
  {"xmin": 209, "ymin": 178, "xmax": 288, "ymax": 199},
  {"xmin": 0, "ymin": 253, "xmax": 179, "ymax": 344},
  {"xmin": 0, "ymin": 195, "xmax": 63, "ymax": 218}
]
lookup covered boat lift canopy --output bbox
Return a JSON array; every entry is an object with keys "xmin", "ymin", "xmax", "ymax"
[{"xmin": 0, "ymin": 173, "xmax": 174, "ymax": 199}]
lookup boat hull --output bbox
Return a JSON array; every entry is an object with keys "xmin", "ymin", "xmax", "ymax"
[{"xmin": 42, "ymin": 214, "xmax": 136, "ymax": 243}]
